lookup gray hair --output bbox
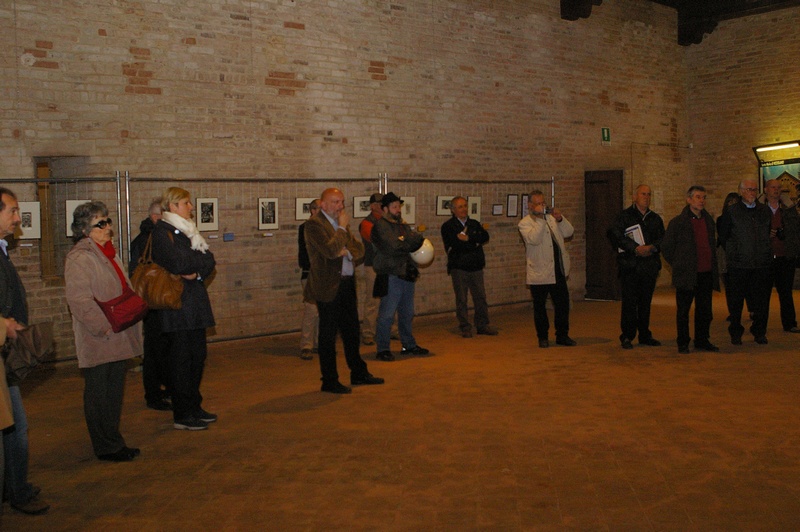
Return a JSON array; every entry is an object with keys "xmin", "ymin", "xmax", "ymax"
[
  {"xmin": 149, "ymin": 198, "xmax": 163, "ymax": 215},
  {"xmin": 71, "ymin": 201, "xmax": 109, "ymax": 243}
]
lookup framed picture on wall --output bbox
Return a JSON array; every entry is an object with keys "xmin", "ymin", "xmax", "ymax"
[
  {"xmin": 436, "ymin": 195, "xmax": 453, "ymax": 216},
  {"xmin": 467, "ymin": 196, "xmax": 481, "ymax": 222},
  {"xmin": 295, "ymin": 197, "xmax": 318, "ymax": 221},
  {"xmin": 196, "ymin": 198, "xmax": 219, "ymax": 231},
  {"xmin": 402, "ymin": 196, "xmax": 416, "ymax": 224},
  {"xmin": 66, "ymin": 199, "xmax": 90, "ymax": 237},
  {"xmin": 16, "ymin": 202, "xmax": 41, "ymax": 239},
  {"xmin": 506, "ymin": 194, "xmax": 519, "ymax": 217},
  {"xmin": 492, "ymin": 204, "xmax": 503, "ymax": 216},
  {"xmin": 258, "ymin": 198, "xmax": 278, "ymax": 230},
  {"xmin": 760, "ymin": 161, "xmax": 800, "ymax": 204},
  {"xmin": 521, "ymin": 194, "xmax": 530, "ymax": 218},
  {"xmin": 353, "ymin": 196, "xmax": 371, "ymax": 218}
]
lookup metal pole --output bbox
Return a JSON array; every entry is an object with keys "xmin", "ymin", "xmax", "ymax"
[
  {"xmin": 115, "ymin": 171, "xmax": 124, "ymax": 255},
  {"xmin": 124, "ymin": 170, "xmax": 132, "ymax": 266}
]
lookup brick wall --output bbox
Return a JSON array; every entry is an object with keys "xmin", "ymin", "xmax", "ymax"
[{"xmin": 1, "ymin": 0, "xmax": 794, "ymax": 352}]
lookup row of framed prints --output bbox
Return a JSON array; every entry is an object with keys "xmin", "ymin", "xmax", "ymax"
[{"xmin": 14, "ymin": 194, "xmax": 531, "ymax": 239}]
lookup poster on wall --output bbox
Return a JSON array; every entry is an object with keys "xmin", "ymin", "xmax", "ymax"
[
  {"xmin": 258, "ymin": 198, "xmax": 278, "ymax": 230},
  {"xmin": 760, "ymin": 160, "xmax": 800, "ymax": 206},
  {"xmin": 17, "ymin": 202, "xmax": 41, "ymax": 239},
  {"xmin": 196, "ymin": 198, "xmax": 219, "ymax": 231}
]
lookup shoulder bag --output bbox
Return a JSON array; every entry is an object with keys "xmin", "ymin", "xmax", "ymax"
[{"xmin": 130, "ymin": 234, "xmax": 184, "ymax": 310}]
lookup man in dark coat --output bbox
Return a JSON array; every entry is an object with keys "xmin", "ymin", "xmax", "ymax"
[
  {"xmin": 440, "ymin": 195, "xmax": 497, "ymax": 338},
  {"xmin": 661, "ymin": 186, "xmax": 720, "ymax": 354},
  {"xmin": 717, "ymin": 178, "xmax": 772, "ymax": 345},
  {"xmin": 607, "ymin": 184, "xmax": 665, "ymax": 350},
  {"xmin": 304, "ymin": 188, "xmax": 383, "ymax": 394},
  {"xmin": 297, "ymin": 199, "xmax": 319, "ymax": 360},
  {"xmin": 763, "ymin": 179, "xmax": 800, "ymax": 333},
  {"xmin": 129, "ymin": 199, "xmax": 171, "ymax": 410}
]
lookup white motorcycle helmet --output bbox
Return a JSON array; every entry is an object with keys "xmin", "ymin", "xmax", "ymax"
[{"xmin": 410, "ymin": 238, "xmax": 435, "ymax": 268}]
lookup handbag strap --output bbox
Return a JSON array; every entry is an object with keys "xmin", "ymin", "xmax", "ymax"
[{"xmin": 139, "ymin": 231, "xmax": 174, "ymax": 266}]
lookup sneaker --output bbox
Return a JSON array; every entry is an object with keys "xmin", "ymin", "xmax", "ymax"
[
  {"xmin": 194, "ymin": 408, "xmax": 218, "ymax": 423},
  {"xmin": 146, "ymin": 398, "xmax": 172, "ymax": 411},
  {"xmin": 376, "ymin": 350, "xmax": 395, "ymax": 361},
  {"xmin": 401, "ymin": 345, "xmax": 429, "ymax": 355},
  {"xmin": 174, "ymin": 417, "xmax": 209, "ymax": 431}
]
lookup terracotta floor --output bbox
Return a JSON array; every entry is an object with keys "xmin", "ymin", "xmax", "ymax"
[{"xmin": 3, "ymin": 289, "xmax": 800, "ymax": 531}]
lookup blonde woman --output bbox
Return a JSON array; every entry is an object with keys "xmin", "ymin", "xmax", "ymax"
[{"xmin": 151, "ymin": 188, "xmax": 216, "ymax": 430}]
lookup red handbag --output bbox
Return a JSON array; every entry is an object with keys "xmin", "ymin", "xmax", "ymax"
[{"xmin": 95, "ymin": 285, "xmax": 149, "ymax": 333}]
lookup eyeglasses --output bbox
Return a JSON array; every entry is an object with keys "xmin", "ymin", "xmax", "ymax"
[
  {"xmin": 742, "ymin": 188, "xmax": 758, "ymax": 193},
  {"xmin": 92, "ymin": 218, "xmax": 113, "ymax": 229}
]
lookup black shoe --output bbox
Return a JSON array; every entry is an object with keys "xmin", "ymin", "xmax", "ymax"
[
  {"xmin": 401, "ymin": 345, "xmax": 429, "ymax": 355},
  {"xmin": 10, "ymin": 497, "xmax": 50, "ymax": 515},
  {"xmin": 300, "ymin": 349, "xmax": 313, "ymax": 360},
  {"xmin": 376, "ymin": 350, "xmax": 395, "ymax": 361},
  {"xmin": 695, "ymin": 341, "xmax": 720, "ymax": 352},
  {"xmin": 146, "ymin": 398, "xmax": 172, "ymax": 411},
  {"xmin": 351, "ymin": 373, "xmax": 385, "ymax": 386},
  {"xmin": 731, "ymin": 336, "xmax": 742, "ymax": 345},
  {"xmin": 173, "ymin": 417, "xmax": 209, "ymax": 431},
  {"xmin": 321, "ymin": 381, "xmax": 352, "ymax": 394},
  {"xmin": 98, "ymin": 448, "xmax": 137, "ymax": 462},
  {"xmin": 476, "ymin": 326, "xmax": 499, "ymax": 336},
  {"xmin": 194, "ymin": 408, "xmax": 217, "ymax": 423},
  {"xmin": 461, "ymin": 329, "xmax": 473, "ymax": 338},
  {"xmin": 621, "ymin": 338, "xmax": 634, "ymax": 350},
  {"xmin": 639, "ymin": 338, "xmax": 661, "ymax": 346},
  {"xmin": 754, "ymin": 335, "xmax": 768, "ymax": 345},
  {"xmin": 556, "ymin": 336, "xmax": 577, "ymax": 346},
  {"xmin": 538, "ymin": 339, "xmax": 549, "ymax": 348},
  {"xmin": 678, "ymin": 345, "xmax": 690, "ymax": 354}
]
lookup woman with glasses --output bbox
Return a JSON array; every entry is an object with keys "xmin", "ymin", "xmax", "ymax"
[
  {"xmin": 64, "ymin": 201, "xmax": 142, "ymax": 462},
  {"xmin": 151, "ymin": 187, "xmax": 216, "ymax": 431}
]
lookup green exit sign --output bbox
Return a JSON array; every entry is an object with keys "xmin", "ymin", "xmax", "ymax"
[{"xmin": 601, "ymin": 127, "xmax": 611, "ymax": 143}]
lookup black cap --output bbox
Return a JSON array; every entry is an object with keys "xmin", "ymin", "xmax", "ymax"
[
  {"xmin": 381, "ymin": 192, "xmax": 404, "ymax": 207},
  {"xmin": 369, "ymin": 193, "xmax": 383, "ymax": 204}
]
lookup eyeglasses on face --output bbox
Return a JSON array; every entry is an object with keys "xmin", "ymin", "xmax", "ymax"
[
  {"xmin": 742, "ymin": 188, "xmax": 758, "ymax": 193},
  {"xmin": 92, "ymin": 218, "xmax": 113, "ymax": 229}
]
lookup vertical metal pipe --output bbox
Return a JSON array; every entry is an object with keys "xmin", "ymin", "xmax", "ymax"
[{"xmin": 124, "ymin": 170, "xmax": 132, "ymax": 266}]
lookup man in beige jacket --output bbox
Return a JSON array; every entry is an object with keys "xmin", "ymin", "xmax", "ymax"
[{"xmin": 518, "ymin": 190, "xmax": 576, "ymax": 349}]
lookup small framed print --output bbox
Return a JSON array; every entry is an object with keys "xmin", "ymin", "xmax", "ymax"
[
  {"xmin": 492, "ymin": 204, "xmax": 503, "ymax": 216},
  {"xmin": 196, "ymin": 198, "xmax": 219, "ymax": 231},
  {"xmin": 66, "ymin": 199, "xmax": 90, "ymax": 237},
  {"xmin": 506, "ymin": 194, "xmax": 519, "ymax": 217},
  {"xmin": 521, "ymin": 194, "xmax": 530, "ymax": 218},
  {"xmin": 258, "ymin": 198, "xmax": 278, "ymax": 230},
  {"xmin": 402, "ymin": 196, "xmax": 416, "ymax": 224},
  {"xmin": 295, "ymin": 197, "xmax": 318, "ymax": 221},
  {"xmin": 436, "ymin": 195, "xmax": 453, "ymax": 216},
  {"xmin": 467, "ymin": 196, "xmax": 481, "ymax": 222},
  {"xmin": 16, "ymin": 202, "xmax": 41, "ymax": 239},
  {"xmin": 353, "ymin": 196, "xmax": 371, "ymax": 218}
]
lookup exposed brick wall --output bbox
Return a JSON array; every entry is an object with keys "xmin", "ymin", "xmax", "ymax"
[{"xmin": 1, "ymin": 0, "xmax": 794, "ymax": 352}]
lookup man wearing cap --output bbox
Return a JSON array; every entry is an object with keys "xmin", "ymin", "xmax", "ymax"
[
  {"xmin": 440, "ymin": 195, "xmax": 497, "ymax": 338},
  {"xmin": 358, "ymin": 193, "xmax": 384, "ymax": 346},
  {"xmin": 371, "ymin": 192, "xmax": 429, "ymax": 361},
  {"xmin": 304, "ymin": 188, "xmax": 384, "ymax": 393}
]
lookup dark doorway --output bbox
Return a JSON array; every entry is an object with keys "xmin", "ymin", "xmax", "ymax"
[{"xmin": 584, "ymin": 170, "xmax": 623, "ymax": 300}]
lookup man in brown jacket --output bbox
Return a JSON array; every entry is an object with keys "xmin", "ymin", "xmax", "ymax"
[{"xmin": 303, "ymin": 188, "xmax": 384, "ymax": 394}]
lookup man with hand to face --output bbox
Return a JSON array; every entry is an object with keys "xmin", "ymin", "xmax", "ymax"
[
  {"xmin": 518, "ymin": 190, "xmax": 575, "ymax": 348},
  {"xmin": 303, "ymin": 188, "xmax": 384, "ymax": 393},
  {"xmin": 661, "ymin": 186, "xmax": 720, "ymax": 354}
]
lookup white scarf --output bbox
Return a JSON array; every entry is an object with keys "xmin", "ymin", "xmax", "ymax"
[{"xmin": 162, "ymin": 211, "xmax": 209, "ymax": 253}]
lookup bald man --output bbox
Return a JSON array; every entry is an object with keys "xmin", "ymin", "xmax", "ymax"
[{"xmin": 303, "ymin": 188, "xmax": 384, "ymax": 393}]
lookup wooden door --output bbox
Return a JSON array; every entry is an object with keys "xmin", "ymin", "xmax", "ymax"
[{"xmin": 584, "ymin": 170, "xmax": 623, "ymax": 300}]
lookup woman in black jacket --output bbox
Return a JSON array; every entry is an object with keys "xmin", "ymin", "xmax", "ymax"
[{"xmin": 151, "ymin": 187, "xmax": 216, "ymax": 431}]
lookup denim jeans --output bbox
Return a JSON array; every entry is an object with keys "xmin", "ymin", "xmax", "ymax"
[
  {"xmin": 3, "ymin": 385, "xmax": 35, "ymax": 504},
  {"xmin": 376, "ymin": 275, "xmax": 417, "ymax": 352}
]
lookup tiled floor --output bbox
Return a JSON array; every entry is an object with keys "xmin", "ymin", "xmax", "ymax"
[{"xmin": 3, "ymin": 290, "xmax": 800, "ymax": 530}]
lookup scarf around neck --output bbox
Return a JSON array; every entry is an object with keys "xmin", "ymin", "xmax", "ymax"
[{"xmin": 162, "ymin": 211, "xmax": 209, "ymax": 253}]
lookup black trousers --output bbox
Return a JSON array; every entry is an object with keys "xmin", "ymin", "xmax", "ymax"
[
  {"xmin": 726, "ymin": 267, "xmax": 771, "ymax": 339},
  {"xmin": 619, "ymin": 270, "xmax": 657, "ymax": 342},
  {"xmin": 316, "ymin": 277, "xmax": 369, "ymax": 385},
  {"xmin": 675, "ymin": 271, "xmax": 714, "ymax": 347},
  {"xmin": 771, "ymin": 256, "xmax": 797, "ymax": 331},
  {"xmin": 83, "ymin": 360, "xmax": 128, "ymax": 456},
  {"xmin": 529, "ymin": 277, "xmax": 570, "ymax": 341},
  {"xmin": 166, "ymin": 329, "xmax": 207, "ymax": 421},
  {"xmin": 142, "ymin": 311, "xmax": 171, "ymax": 403}
]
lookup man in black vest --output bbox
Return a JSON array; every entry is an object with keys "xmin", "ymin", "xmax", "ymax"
[
  {"xmin": 440, "ymin": 196, "xmax": 497, "ymax": 338},
  {"xmin": 0, "ymin": 187, "xmax": 49, "ymax": 515}
]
